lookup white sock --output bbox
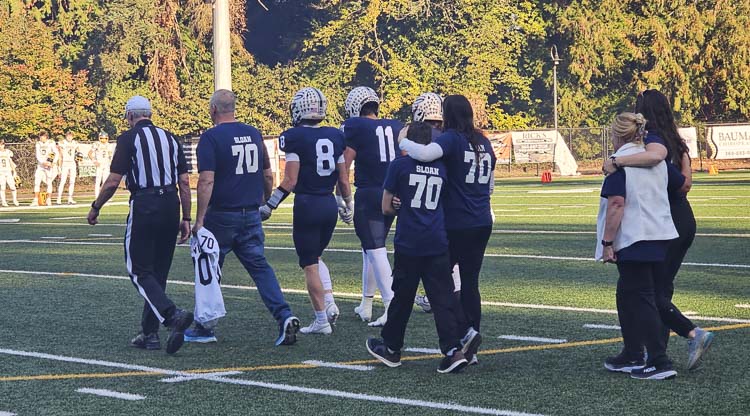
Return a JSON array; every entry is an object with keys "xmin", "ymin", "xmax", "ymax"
[
  {"xmin": 366, "ymin": 248, "xmax": 394, "ymax": 303},
  {"xmin": 318, "ymin": 259, "xmax": 334, "ymax": 304},
  {"xmin": 0, "ymin": 193, "xmax": 6, "ymax": 205},
  {"xmin": 361, "ymin": 250, "xmax": 376, "ymax": 297},
  {"xmin": 11, "ymin": 190, "xmax": 17, "ymax": 203},
  {"xmin": 314, "ymin": 310, "xmax": 327, "ymax": 324},
  {"xmin": 452, "ymin": 264, "xmax": 461, "ymax": 292}
]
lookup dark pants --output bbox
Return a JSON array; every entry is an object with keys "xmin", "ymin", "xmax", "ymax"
[
  {"xmin": 124, "ymin": 192, "xmax": 179, "ymax": 334},
  {"xmin": 205, "ymin": 208, "xmax": 292, "ymax": 325},
  {"xmin": 292, "ymin": 194, "xmax": 337, "ymax": 268},
  {"xmin": 655, "ymin": 198, "xmax": 697, "ymax": 340},
  {"xmin": 447, "ymin": 226, "xmax": 492, "ymax": 332},
  {"xmin": 381, "ymin": 251, "xmax": 463, "ymax": 354},
  {"xmin": 616, "ymin": 261, "xmax": 671, "ymax": 367},
  {"xmin": 354, "ymin": 187, "xmax": 395, "ymax": 250}
]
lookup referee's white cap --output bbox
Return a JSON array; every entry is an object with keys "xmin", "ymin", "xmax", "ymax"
[{"xmin": 124, "ymin": 95, "xmax": 152, "ymax": 116}]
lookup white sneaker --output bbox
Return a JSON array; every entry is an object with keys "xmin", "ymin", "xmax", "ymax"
[
  {"xmin": 325, "ymin": 303, "xmax": 339, "ymax": 325},
  {"xmin": 354, "ymin": 304, "xmax": 372, "ymax": 322},
  {"xmin": 68, "ymin": 199, "xmax": 76, "ymax": 205},
  {"xmin": 1, "ymin": 202, "xmax": 7, "ymax": 207},
  {"xmin": 13, "ymin": 201, "xmax": 19, "ymax": 206},
  {"xmin": 30, "ymin": 200, "xmax": 39, "ymax": 207},
  {"xmin": 299, "ymin": 320, "xmax": 332, "ymax": 335}
]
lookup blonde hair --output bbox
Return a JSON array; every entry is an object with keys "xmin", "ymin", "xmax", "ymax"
[{"xmin": 611, "ymin": 112, "xmax": 647, "ymax": 145}]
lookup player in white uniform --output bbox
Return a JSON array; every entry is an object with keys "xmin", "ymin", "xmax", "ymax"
[
  {"xmin": 56, "ymin": 131, "xmax": 80, "ymax": 204},
  {"xmin": 32, "ymin": 130, "xmax": 58, "ymax": 206},
  {"xmin": 88, "ymin": 131, "xmax": 112, "ymax": 198},
  {"xmin": 0, "ymin": 139, "xmax": 19, "ymax": 207}
]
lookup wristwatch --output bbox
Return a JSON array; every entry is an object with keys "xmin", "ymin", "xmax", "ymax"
[{"xmin": 601, "ymin": 240, "xmax": 614, "ymax": 247}]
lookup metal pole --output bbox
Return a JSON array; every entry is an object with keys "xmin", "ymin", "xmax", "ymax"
[
  {"xmin": 551, "ymin": 46, "xmax": 561, "ymax": 174},
  {"xmin": 213, "ymin": 0, "xmax": 232, "ymax": 91}
]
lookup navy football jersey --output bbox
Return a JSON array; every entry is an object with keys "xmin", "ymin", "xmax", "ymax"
[
  {"xmin": 343, "ymin": 117, "xmax": 404, "ymax": 188},
  {"xmin": 644, "ymin": 131, "xmax": 687, "ymax": 202},
  {"xmin": 434, "ymin": 129, "xmax": 497, "ymax": 230},
  {"xmin": 280, "ymin": 126, "xmax": 345, "ymax": 195},
  {"xmin": 197, "ymin": 122, "xmax": 268, "ymax": 209},
  {"xmin": 383, "ymin": 156, "xmax": 448, "ymax": 256}
]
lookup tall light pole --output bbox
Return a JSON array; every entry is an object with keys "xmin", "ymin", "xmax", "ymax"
[
  {"xmin": 209, "ymin": 0, "xmax": 232, "ymax": 91},
  {"xmin": 550, "ymin": 45, "xmax": 561, "ymax": 173}
]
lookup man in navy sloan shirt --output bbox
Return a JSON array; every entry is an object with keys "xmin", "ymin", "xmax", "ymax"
[
  {"xmin": 188, "ymin": 89, "xmax": 299, "ymax": 347},
  {"xmin": 366, "ymin": 122, "xmax": 470, "ymax": 374}
]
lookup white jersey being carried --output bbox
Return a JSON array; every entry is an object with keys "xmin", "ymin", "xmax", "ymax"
[
  {"xmin": 58, "ymin": 139, "xmax": 79, "ymax": 165},
  {"xmin": 190, "ymin": 227, "xmax": 226, "ymax": 328},
  {"xmin": 0, "ymin": 149, "xmax": 13, "ymax": 173}
]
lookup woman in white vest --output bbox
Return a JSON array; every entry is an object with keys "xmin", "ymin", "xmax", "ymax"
[{"xmin": 596, "ymin": 112, "xmax": 679, "ymax": 380}]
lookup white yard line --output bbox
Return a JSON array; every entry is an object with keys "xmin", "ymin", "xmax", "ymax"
[
  {"xmin": 736, "ymin": 304, "xmax": 750, "ymax": 309},
  {"xmin": 51, "ymin": 217, "xmax": 88, "ymax": 220},
  {"xmin": 1, "ymin": 268, "xmax": 748, "ymax": 324},
  {"xmin": 40, "ymin": 236, "xmax": 66, "ymax": 240},
  {"xmin": 76, "ymin": 388, "xmax": 145, "ymax": 401},
  {"xmin": 583, "ymin": 324, "xmax": 621, "ymax": 330},
  {"xmin": 404, "ymin": 348, "xmax": 442, "ymax": 354},
  {"xmin": 0, "ymin": 219, "xmax": 20, "ymax": 223},
  {"xmin": 0, "ymin": 412, "xmax": 16, "ymax": 416},
  {"xmin": 88, "ymin": 234, "xmax": 113, "ymax": 237},
  {"xmin": 159, "ymin": 371, "xmax": 243, "ymax": 383},
  {"xmin": 498, "ymin": 335, "xmax": 567, "ymax": 344},
  {"xmin": 302, "ymin": 360, "xmax": 374, "ymax": 372},
  {"xmin": 0, "ymin": 348, "xmax": 543, "ymax": 416}
]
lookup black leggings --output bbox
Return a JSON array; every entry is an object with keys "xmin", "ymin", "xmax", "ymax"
[
  {"xmin": 655, "ymin": 198, "xmax": 697, "ymax": 339},
  {"xmin": 447, "ymin": 225, "xmax": 492, "ymax": 332}
]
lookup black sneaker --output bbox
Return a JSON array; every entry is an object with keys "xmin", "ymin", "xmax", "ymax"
[
  {"xmin": 460, "ymin": 327, "xmax": 482, "ymax": 363},
  {"xmin": 366, "ymin": 338, "xmax": 401, "ymax": 368},
  {"xmin": 165, "ymin": 309, "xmax": 194, "ymax": 355},
  {"xmin": 604, "ymin": 350, "xmax": 646, "ymax": 373},
  {"xmin": 631, "ymin": 363, "xmax": 677, "ymax": 380},
  {"xmin": 437, "ymin": 350, "xmax": 468, "ymax": 374},
  {"xmin": 130, "ymin": 332, "xmax": 160, "ymax": 350},
  {"xmin": 275, "ymin": 316, "xmax": 300, "ymax": 346}
]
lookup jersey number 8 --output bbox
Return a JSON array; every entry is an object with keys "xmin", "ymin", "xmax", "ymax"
[
  {"xmin": 232, "ymin": 144, "xmax": 259, "ymax": 175},
  {"xmin": 316, "ymin": 139, "xmax": 336, "ymax": 176},
  {"xmin": 409, "ymin": 174, "xmax": 442, "ymax": 210}
]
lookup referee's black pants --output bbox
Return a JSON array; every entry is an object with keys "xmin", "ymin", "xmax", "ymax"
[
  {"xmin": 381, "ymin": 251, "xmax": 463, "ymax": 354},
  {"xmin": 654, "ymin": 198, "xmax": 697, "ymax": 341},
  {"xmin": 616, "ymin": 261, "xmax": 670, "ymax": 367},
  {"xmin": 124, "ymin": 191, "xmax": 180, "ymax": 334}
]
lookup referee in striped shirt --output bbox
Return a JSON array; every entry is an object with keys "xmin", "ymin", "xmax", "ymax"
[{"xmin": 87, "ymin": 95, "xmax": 194, "ymax": 355}]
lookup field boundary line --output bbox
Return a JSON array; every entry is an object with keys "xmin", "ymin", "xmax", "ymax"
[
  {"xmin": 2, "ymin": 268, "xmax": 749, "ymax": 324},
  {"xmin": 0, "ymin": 348, "xmax": 544, "ymax": 416}
]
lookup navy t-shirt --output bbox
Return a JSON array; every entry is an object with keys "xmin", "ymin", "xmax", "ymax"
[
  {"xmin": 383, "ymin": 156, "xmax": 448, "ymax": 256},
  {"xmin": 197, "ymin": 122, "xmax": 269, "ymax": 209},
  {"xmin": 343, "ymin": 117, "xmax": 404, "ymax": 188},
  {"xmin": 434, "ymin": 129, "xmax": 497, "ymax": 229},
  {"xmin": 279, "ymin": 126, "xmax": 345, "ymax": 195},
  {"xmin": 644, "ymin": 131, "xmax": 687, "ymax": 202},
  {"xmin": 601, "ymin": 169, "xmax": 668, "ymax": 262}
]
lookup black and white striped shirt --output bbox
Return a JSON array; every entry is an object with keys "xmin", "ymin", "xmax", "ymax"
[{"xmin": 110, "ymin": 120, "xmax": 188, "ymax": 192}]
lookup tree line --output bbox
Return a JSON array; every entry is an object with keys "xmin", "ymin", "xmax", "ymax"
[{"xmin": 1, "ymin": 0, "xmax": 748, "ymax": 142}]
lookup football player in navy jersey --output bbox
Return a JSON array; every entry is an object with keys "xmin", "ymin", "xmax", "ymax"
[
  {"xmin": 260, "ymin": 87, "xmax": 353, "ymax": 335},
  {"xmin": 342, "ymin": 86, "xmax": 403, "ymax": 326},
  {"xmin": 366, "ymin": 122, "xmax": 476, "ymax": 374},
  {"xmin": 399, "ymin": 95, "xmax": 496, "ymax": 365}
]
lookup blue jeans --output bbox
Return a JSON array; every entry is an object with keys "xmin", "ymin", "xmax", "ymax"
[{"xmin": 204, "ymin": 208, "xmax": 292, "ymax": 324}]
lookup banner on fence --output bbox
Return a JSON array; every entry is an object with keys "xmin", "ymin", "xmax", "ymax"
[
  {"xmin": 677, "ymin": 127, "xmax": 699, "ymax": 158},
  {"xmin": 511, "ymin": 130, "xmax": 578, "ymax": 176},
  {"xmin": 706, "ymin": 124, "xmax": 750, "ymax": 159},
  {"xmin": 486, "ymin": 132, "xmax": 512, "ymax": 164}
]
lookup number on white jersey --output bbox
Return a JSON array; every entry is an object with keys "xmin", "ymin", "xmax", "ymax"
[
  {"xmin": 464, "ymin": 151, "xmax": 491, "ymax": 184},
  {"xmin": 232, "ymin": 143, "xmax": 259, "ymax": 175},
  {"xmin": 316, "ymin": 138, "xmax": 336, "ymax": 176},
  {"xmin": 409, "ymin": 174, "xmax": 442, "ymax": 210},
  {"xmin": 376, "ymin": 126, "xmax": 396, "ymax": 162}
]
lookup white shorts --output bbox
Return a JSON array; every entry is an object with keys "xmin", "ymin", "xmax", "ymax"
[{"xmin": 0, "ymin": 171, "xmax": 14, "ymax": 191}]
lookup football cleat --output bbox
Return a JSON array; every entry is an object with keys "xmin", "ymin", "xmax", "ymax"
[
  {"xmin": 437, "ymin": 350, "xmax": 468, "ymax": 374},
  {"xmin": 1, "ymin": 202, "xmax": 8, "ymax": 207},
  {"xmin": 412, "ymin": 92, "xmax": 443, "ymax": 122},
  {"xmin": 354, "ymin": 304, "xmax": 372, "ymax": 322},
  {"xmin": 130, "ymin": 332, "xmax": 161, "ymax": 350},
  {"xmin": 325, "ymin": 302, "xmax": 340, "ymax": 325},
  {"xmin": 290, "ymin": 87, "xmax": 327, "ymax": 126},
  {"xmin": 344, "ymin": 86, "xmax": 380, "ymax": 119},
  {"xmin": 299, "ymin": 320, "xmax": 332, "ymax": 335},
  {"xmin": 414, "ymin": 294, "xmax": 432, "ymax": 313},
  {"xmin": 366, "ymin": 338, "xmax": 401, "ymax": 368},
  {"xmin": 67, "ymin": 199, "xmax": 76, "ymax": 205},
  {"xmin": 276, "ymin": 316, "xmax": 300, "ymax": 346}
]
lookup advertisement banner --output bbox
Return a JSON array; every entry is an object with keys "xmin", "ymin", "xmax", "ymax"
[
  {"xmin": 511, "ymin": 130, "xmax": 579, "ymax": 176},
  {"xmin": 677, "ymin": 127, "xmax": 699, "ymax": 158},
  {"xmin": 706, "ymin": 124, "xmax": 750, "ymax": 159},
  {"xmin": 485, "ymin": 132, "xmax": 512, "ymax": 164}
]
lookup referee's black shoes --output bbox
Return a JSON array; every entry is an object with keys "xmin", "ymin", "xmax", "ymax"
[
  {"xmin": 130, "ymin": 332, "xmax": 160, "ymax": 350},
  {"xmin": 165, "ymin": 309, "xmax": 194, "ymax": 355}
]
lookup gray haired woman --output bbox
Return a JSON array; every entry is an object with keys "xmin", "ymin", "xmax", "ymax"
[{"xmin": 596, "ymin": 112, "xmax": 679, "ymax": 380}]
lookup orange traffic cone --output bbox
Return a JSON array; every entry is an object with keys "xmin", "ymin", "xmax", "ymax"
[
  {"xmin": 541, "ymin": 171, "xmax": 552, "ymax": 183},
  {"xmin": 708, "ymin": 165, "xmax": 719, "ymax": 175}
]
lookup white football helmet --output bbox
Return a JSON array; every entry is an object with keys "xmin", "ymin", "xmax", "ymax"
[
  {"xmin": 344, "ymin": 86, "xmax": 380, "ymax": 119},
  {"xmin": 412, "ymin": 92, "xmax": 443, "ymax": 122},
  {"xmin": 290, "ymin": 87, "xmax": 327, "ymax": 126}
]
